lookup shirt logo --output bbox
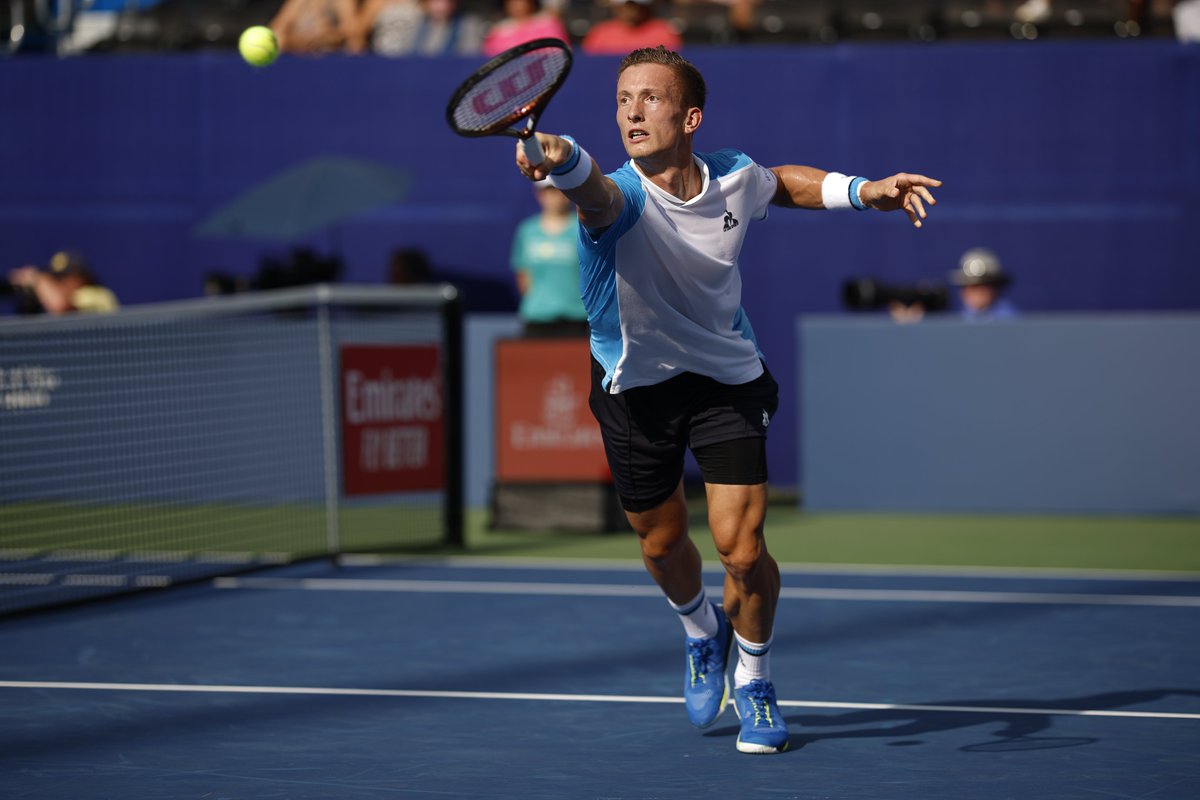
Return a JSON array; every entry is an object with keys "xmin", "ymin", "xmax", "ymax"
[
  {"xmin": 762, "ymin": 409, "xmax": 770, "ymax": 428},
  {"xmin": 723, "ymin": 210, "xmax": 739, "ymax": 232}
]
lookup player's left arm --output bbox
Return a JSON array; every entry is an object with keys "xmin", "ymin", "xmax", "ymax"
[
  {"xmin": 859, "ymin": 173, "xmax": 943, "ymax": 228},
  {"xmin": 768, "ymin": 165, "xmax": 826, "ymax": 209},
  {"xmin": 770, "ymin": 166, "xmax": 942, "ymax": 228}
]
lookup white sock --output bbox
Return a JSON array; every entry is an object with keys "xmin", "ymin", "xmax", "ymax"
[
  {"xmin": 733, "ymin": 631, "xmax": 772, "ymax": 687},
  {"xmin": 667, "ymin": 589, "xmax": 719, "ymax": 639}
]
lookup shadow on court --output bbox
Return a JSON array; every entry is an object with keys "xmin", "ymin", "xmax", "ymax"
[{"xmin": 702, "ymin": 688, "xmax": 1200, "ymax": 753}]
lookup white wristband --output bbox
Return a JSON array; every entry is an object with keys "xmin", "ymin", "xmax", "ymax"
[
  {"xmin": 821, "ymin": 172, "xmax": 868, "ymax": 211},
  {"xmin": 549, "ymin": 136, "xmax": 593, "ymax": 191}
]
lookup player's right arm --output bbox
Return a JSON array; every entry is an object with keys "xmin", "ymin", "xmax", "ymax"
[{"xmin": 517, "ymin": 133, "xmax": 625, "ymax": 230}]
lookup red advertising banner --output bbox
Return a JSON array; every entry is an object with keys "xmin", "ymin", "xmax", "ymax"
[
  {"xmin": 495, "ymin": 338, "xmax": 609, "ymax": 482},
  {"xmin": 341, "ymin": 345, "xmax": 444, "ymax": 496}
]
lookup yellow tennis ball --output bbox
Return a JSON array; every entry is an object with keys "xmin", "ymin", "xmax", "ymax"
[{"xmin": 239, "ymin": 26, "xmax": 278, "ymax": 67}]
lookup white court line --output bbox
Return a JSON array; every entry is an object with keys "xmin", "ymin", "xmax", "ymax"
[
  {"xmin": 337, "ymin": 554, "xmax": 1200, "ymax": 582},
  {"xmin": 214, "ymin": 576, "xmax": 1200, "ymax": 608},
  {"xmin": 0, "ymin": 573, "xmax": 56, "ymax": 586},
  {"xmin": 1, "ymin": 680, "xmax": 1197, "ymax": 721}
]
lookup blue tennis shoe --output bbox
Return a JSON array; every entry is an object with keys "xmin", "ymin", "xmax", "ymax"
[
  {"xmin": 732, "ymin": 679, "xmax": 789, "ymax": 753},
  {"xmin": 683, "ymin": 604, "xmax": 732, "ymax": 728}
]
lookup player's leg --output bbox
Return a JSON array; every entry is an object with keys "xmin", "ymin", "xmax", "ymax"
[
  {"xmin": 587, "ymin": 360, "xmax": 730, "ymax": 728},
  {"xmin": 588, "ymin": 356, "xmax": 699, "ymax": 604},
  {"xmin": 708, "ymin": 479, "xmax": 783, "ymax": 694},
  {"xmin": 624, "ymin": 485, "xmax": 732, "ymax": 728},
  {"xmin": 703, "ymin": 474, "xmax": 788, "ymax": 754},
  {"xmin": 626, "ymin": 481, "xmax": 701, "ymax": 606},
  {"xmin": 706, "ymin": 480, "xmax": 778, "ymax": 646},
  {"xmin": 687, "ymin": 364, "xmax": 780, "ymax": 646},
  {"xmin": 690, "ymin": 367, "xmax": 780, "ymax": 646},
  {"xmin": 688, "ymin": 364, "xmax": 787, "ymax": 754},
  {"xmin": 623, "ymin": 481, "xmax": 731, "ymax": 728}
]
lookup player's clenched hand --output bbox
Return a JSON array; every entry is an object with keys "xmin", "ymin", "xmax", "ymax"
[
  {"xmin": 515, "ymin": 133, "xmax": 573, "ymax": 182},
  {"xmin": 861, "ymin": 173, "xmax": 942, "ymax": 228}
]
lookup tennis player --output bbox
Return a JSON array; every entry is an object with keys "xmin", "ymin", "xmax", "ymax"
[{"xmin": 516, "ymin": 46, "xmax": 941, "ymax": 754}]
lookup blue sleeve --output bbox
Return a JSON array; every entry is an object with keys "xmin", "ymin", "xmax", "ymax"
[{"xmin": 580, "ymin": 164, "xmax": 645, "ymax": 251}]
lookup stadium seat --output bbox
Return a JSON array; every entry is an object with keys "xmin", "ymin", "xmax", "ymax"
[
  {"xmin": 669, "ymin": 1, "xmax": 738, "ymax": 45},
  {"xmin": 940, "ymin": 0, "xmax": 1137, "ymax": 41},
  {"xmin": 834, "ymin": 0, "xmax": 940, "ymax": 41},
  {"xmin": 744, "ymin": 0, "xmax": 838, "ymax": 44}
]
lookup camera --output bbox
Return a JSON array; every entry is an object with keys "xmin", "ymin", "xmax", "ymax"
[
  {"xmin": 842, "ymin": 278, "xmax": 948, "ymax": 313},
  {"xmin": 0, "ymin": 280, "xmax": 42, "ymax": 314}
]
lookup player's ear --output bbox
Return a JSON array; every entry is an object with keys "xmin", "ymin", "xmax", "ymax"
[{"xmin": 683, "ymin": 107, "xmax": 702, "ymax": 134}]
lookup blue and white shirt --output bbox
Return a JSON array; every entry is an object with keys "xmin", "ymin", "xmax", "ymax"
[{"xmin": 579, "ymin": 149, "xmax": 778, "ymax": 393}]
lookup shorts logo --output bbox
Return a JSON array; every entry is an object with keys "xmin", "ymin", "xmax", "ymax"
[{"xmin": 761, "ymin": 409, "xmax": 770, "ymax": 428}]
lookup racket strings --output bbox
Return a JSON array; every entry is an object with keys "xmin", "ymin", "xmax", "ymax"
[{"xmin": 450, "ymin": 48, "xmax": 570, "ymax": 134}]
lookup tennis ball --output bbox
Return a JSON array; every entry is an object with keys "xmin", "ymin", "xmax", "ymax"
[{"xmin": 238, "ymin": 26, "xmax": 278, "ymax": 67}]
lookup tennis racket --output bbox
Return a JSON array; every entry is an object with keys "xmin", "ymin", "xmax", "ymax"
[{"xmin": 445, "ymin": 38, "xmax": 573, "ymax": 167}]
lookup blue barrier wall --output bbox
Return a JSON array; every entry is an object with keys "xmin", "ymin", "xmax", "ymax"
[
  {"xmin": 799, "ymin": 314, "xmax": 1200, "ymax": 514},
  {"xmin": 2, "ymin": 43, "xmax": 1198, "ymax": 491}
]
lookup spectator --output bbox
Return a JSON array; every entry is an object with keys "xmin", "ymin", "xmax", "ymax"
[
  {"xmin": 483, "ymin": 0, "xmax": 570, "ymax": 56},
  {"xmin": 388, "ymin": 247, "xmax": 434, "ymax": 285},
  {"xmin": 511, "ymin": 179, "xmax": 588, "ymax": 337},
  {"xmin": 1176, "ymin": 0, "xmax": 1200, "ymax": 40},
  {"xmin": 356, "ymin": 0, "xmax": 487, "ymax": 55},
  {"xmin": 6, "ymin": 251, "xmax": 119, "ymax": 316},
  {"xmin": 950, "ymin": 248, "xmax": 1017, "ymax": 321},
  {"xmin": 203, "ymin": 272, "xmax": 247, "ymax": 296},
  {"xmin": 581, "ymin": 0, "xmax": 681, "ymax": 55},
  {"xmin": 270, "ymin": 0, "xmax": 360, "ymax": 54},
  {"xmin": 673, "ymin": 0, "xmax": 760, "ymax": 37},
  {"xmin": 1014, "ymin": 0, "xmax": 1187, "ymax": 29},
  {"xmin": 1014, "ymin": 0, "xmax": 1051, "ymax": 23}
]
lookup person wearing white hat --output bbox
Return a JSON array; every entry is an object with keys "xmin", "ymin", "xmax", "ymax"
[{"xmin": 950, "ymin": 247, "xmax": 1017, "ymax": 321}]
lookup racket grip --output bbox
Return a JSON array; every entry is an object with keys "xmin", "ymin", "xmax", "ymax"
[{"xmin": 521, "ymin": 135, "xmax": 545, "ymax": 167}]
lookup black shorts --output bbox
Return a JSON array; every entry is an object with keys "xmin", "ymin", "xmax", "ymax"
[{"xmin": 588, "ymin": 358, "xmax": 780, "ymax": 513}]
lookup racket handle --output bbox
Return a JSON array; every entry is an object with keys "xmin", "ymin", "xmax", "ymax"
[{"xmin": 521, "ymin": 135, "xmax": 545, "ymax": 167}]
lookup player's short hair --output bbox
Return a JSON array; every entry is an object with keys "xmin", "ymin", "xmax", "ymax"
[{"xmin": 618, "ymin": 46, "xmax": 707, "ymax": 111}]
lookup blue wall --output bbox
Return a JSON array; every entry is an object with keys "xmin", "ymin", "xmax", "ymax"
[
  {"xmin": 2, "ymin": 42, "xmax": 1198, "ymax": 490},
  {"xmin": 800, "ymin": 314, "xmax": 1200, "ymax": 514}
]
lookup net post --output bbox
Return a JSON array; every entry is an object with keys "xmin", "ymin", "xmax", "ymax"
[
  {"xmin": 316, "ymin": 297, "xmax": 342, "ymax": 555},
  {"xmin": 442, "ymin": 285, "xmax": 465, "ymax": 549}
]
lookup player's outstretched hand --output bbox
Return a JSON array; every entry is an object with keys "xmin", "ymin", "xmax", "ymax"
[
  {"xmin": 861, "ymin": 174, "xmax": 942, "ymax": 228},
  {"xmin": 515, "ymin": 133, "xmax": 574, "ymax": 182}
]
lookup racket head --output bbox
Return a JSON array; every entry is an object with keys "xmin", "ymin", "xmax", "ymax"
[{"xmin": 445, "ymin": 38, "xmax": 573, "ymax": 140}]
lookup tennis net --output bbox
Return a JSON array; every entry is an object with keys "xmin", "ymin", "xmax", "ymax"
[{"xmin": 0, "ymin": 284, "xmax": 463, "ymax": 615}]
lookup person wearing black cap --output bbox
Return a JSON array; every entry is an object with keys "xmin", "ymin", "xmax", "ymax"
[
  {"xmin": 951, "ymin": 247, "xmax": 1016, "ymax": 321},
  {"xmin": 6, "ymin": 251, "xmax": 119, "ymax": 315}
]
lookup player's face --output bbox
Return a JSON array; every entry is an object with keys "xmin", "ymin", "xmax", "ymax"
[{"xmin": 616, "ymin": 64, "xmax": 694, "ymax": 160}]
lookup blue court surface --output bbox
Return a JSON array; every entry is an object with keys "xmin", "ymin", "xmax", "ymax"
[{"xmin": 2, "ymin": 558, "xmax": 1199, "ymax": 799}]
